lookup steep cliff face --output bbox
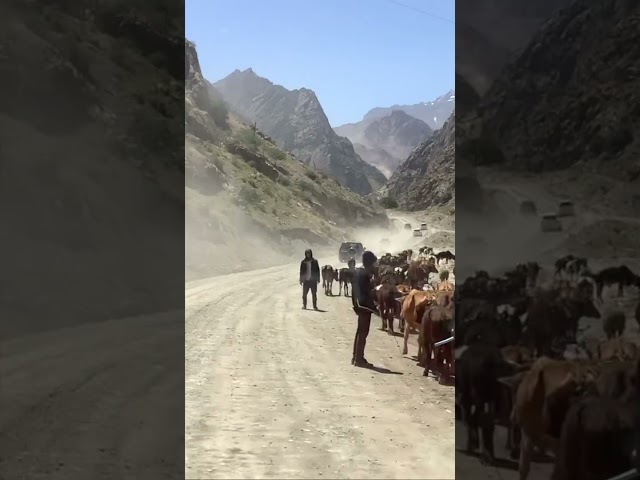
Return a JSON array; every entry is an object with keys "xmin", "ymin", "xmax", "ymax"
[
  {"xmin": 384, "ymin": 112, "xmax": 455, "ymax": 211},
  {"xmin": 213, "ymin": 69, "xmax": 386, "ymax": 195},
  {"xmin": 458, "ymin": 0, "xmax": 640, "ymax": 180},
  {"xmin": 336, "ymin": 110, "xmax": 433, "ymax": 178}
]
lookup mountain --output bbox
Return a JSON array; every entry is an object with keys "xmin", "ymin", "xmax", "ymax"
[
  {"xmin": 361, "ymin": 90, "xmax": 455, "ymax": 130},
  {"xmin": 457, "ymin": 0, "xmax": 573, "ymax": 94},
  {"xmin": 0, "ymin": 1, "xmax": 184, "ymax": 340},
  {"xmin": 382, "ymin": 112, "xmax": 455, "ymax": 211},
  {"xmin": 336, "ymin": 110, "xmax": 433, "ymax": 178},
  {"xmin": 212, "ymin": 69, "xmax": 386, "ymax": 196},
  {"xmin": 185, "ymin": 41, "xmax": 388, "ymax": 278},
  {"xmin": 458, "ymin": 0, "xmax": 640, "ymax": 180}
]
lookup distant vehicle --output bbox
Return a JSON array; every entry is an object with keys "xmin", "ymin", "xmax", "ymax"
[
  {"xmin": 339, "ymin": 241, "xmax": 364, "ymax": 263},
  {"xmin": 540, "ymin": 213, "xmax": 562, "ymax": 232},
  {"xmin": 404, "ymin": 223, "xmax": 412, "ymax": 230},
  {"xmin": 557, "ymin": 200, "xmax": 575, "ymax": 217},
  {"xmin": 520, "ymin": 200, "xmax": 537, "ymax": 216},
  {"xmin": 412, "ymin": 228, "xmax": 423, "ymax": 237},
  {"xmin": 420, "ymin": 223, "xmax": 428, "ymax": 231}
]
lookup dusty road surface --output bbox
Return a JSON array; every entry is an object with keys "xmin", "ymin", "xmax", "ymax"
[
  {"xmin": 0, "ymin": 311, "xmax": 185, "ymax": 480},
  {"xmin": 185, "ymin": 262, "xmax": 455, "ymax": 480}
]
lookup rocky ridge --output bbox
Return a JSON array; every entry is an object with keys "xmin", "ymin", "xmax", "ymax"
[
  {"xmin": 458, "ymin": 0, "xmax": 640, "ymax": 183},
  {"xmin": 382, "ymin": 112, "xmax": 455, "ymax": 211},
  {"xmin": 212, "ymin": 69, "xmax": 386, "ymax": 196},
  {"xmin": 336, "ymin": 110, "xmax": 433, "ymax": 178}
]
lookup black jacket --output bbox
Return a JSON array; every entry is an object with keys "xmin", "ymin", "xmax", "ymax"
[
  {"xmin": 352, "ymin": 267, "xmax": 379, "ymax": 315},
  {"xmin": 299, "ymin": 258, "xmax": 320, "ymax": 283}
]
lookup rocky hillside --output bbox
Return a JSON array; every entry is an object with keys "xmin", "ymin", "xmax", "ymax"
[
  {"xmin": 360, "ymin": 90, "xmax": 455, "ymax": 130},
  {"xmin": 458, "ymin": 0, "xmax": 640, "ymax": 181},
  {"xmin": 1, "ymin": 1, "xmax": 184, "ymax": 339},
  {"xmin": 457, "ymin": 0, "xmax": 573, "ymax": 94},
  {"xmin": 335, "ymin": 110, "xmax": 433, "ymax": 178},
  {"xmin": 212, "ymin": 69, "xmax": 386, "ymax": 196},
  {"xmin": 186, "ymin": 41, "xmax": 388, "ymax": 278},
  {"xmin": 382, "ymin": 112, "xmax": 455, "ymax": 211}
]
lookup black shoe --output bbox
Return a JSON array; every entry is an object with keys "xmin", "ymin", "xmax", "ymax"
[
  {"xmin": 313, "ymin": 305, "xmax": 318, "ymax": 310},
  {"xmin": 302, "ymin": 305, "xmax": 307, "ymax": 309},
  {"xmin": 354, "ymin": 358, "xmax": 373, "ymax": 368}
]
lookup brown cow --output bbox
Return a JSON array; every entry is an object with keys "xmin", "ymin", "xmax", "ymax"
[
  {"xmin": 406, "ymin": 259, "xmax": 438, "ymax": 289},
  {"xmin": 400, "ymin": 290, "xmax": 433, "ymax": 355},
  {"xmin": 419, "ymin": 298, "xmax": 454, "ymax": 381},
  {"xmin": 321, "ymin": 265, "xmax": 336, "ymax": 296},
  {"xmin": 512, "ymin": 357, "xmax": 599, "ymax": 480},
  {"xmin": 551, "ymin": 379, "xmax": 638, "ymax": 480},
  {"xmin": 377, "ymin": 283, "xmax": 400, "ymax": 334}
]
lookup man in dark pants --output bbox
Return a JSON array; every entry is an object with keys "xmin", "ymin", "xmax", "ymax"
[
  {"xmin": 351, "ymin": 251, "xmax": 379, "ymax": 367},
  {"xmin": 299, "ymin": 248, "xmax": 320, "ymax": 310}
]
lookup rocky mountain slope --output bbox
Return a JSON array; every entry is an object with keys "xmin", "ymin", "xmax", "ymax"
[
  {"xmin": 212, "ymin": 69, "xmax": 386, "ymax": 196},
  {"xmin": 457, "ymin": 0, "xmax": 573, "ymax": 94},
  {"xmin": 360, "ymin": 90, "xmax": 455, "ymax": 130},
  {"xmin": 1, "ymin": 1, "xmax": 184, "ymax": 339},
  {"xmin": 335, "ymin": 110, "xmax": 433, "ymax": 178},
  {"xmin": 382, "ymin": 112, "xmax": 455, "ymax": 211},
  {"xmin": 458, "ymin": 0, "xmax": 640, "ymax": 183},
  {"xmin": 186, "ymin": 41, "xmax": 388, "ymax": 278}
]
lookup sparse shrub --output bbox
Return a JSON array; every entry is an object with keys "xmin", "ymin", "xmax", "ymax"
[
  {"xmin": 212, "ymin": 156, "xmax": 224, "ymax": 171},
  {"xmin": 439, "ymin": 270, "xmax": 450, "ymax": 282},
  {"xmin": 237, "ymin": 128, "xmax": 261, "ymax": 151},
  {"xmin": 380, "ymin": 196, "xmax": 399, "ymax": 209},
  {"xmin": 305, "ymin": 170, "xmax": 318, "ymax": 181},
  {"xmin": 207, "ymin": 97, "xmax": 229, "ymax": 129},
  {"xmin": 238, "ymin": 184, "xmax": 259, "ymax": 204},
  {"xmin": 277, "ymin": 175, "xmax": 291, "ymax": 187},
  {"xmin": 268, "ymin": 146, "xmax": 287, "ymax": 162}
]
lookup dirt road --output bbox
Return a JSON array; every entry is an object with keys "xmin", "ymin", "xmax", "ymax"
[
  {"xmin": 0, "ymin": 311, "xmax": 185, "ymax": 480},
  {"xmin": 185, "ymin": 262, "xmax": 455, "ymax": 479}
]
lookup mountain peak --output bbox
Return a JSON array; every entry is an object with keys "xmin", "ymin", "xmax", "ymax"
[
  {"xmin": 361, "ymin": 89, "xmax": 456, "ymax": 130},
  {"xmin": 213, "ymin": 70, "xmax": 387, "ymax": 195}
]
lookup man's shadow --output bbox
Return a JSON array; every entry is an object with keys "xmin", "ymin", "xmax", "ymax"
[{"xmin": 359, "ymin": 364, "xmax": 403, "ymax": 375}]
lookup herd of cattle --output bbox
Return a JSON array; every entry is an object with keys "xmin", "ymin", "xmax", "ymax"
[
  {"xmin": 321, "ymin": 246, "xmax": 457, "ymax": 381},
  {"xmin": 321, "ymin": 248, "xmax": 640, "ymax": 479},
  {"xmin": 456, "ymin": 253, "xmax": 640, "ymax": 480}
]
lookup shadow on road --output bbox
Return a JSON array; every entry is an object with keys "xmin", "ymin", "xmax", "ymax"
[
  {"xmin": 361, "ymin": 364, "xmax": 404, "ymax": 375},
  {"xmin": 455, "ymin": 448, "xmax": 519, "ymax": 470}
]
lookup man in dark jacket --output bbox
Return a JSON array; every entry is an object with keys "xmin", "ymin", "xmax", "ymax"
[
  {"xmin": 351, "ymin": 250, "xmax": 379, "ymax": 367},
  {"xmin": 299, "ymin": 248, "xmax": 320, "ymax": 310}
]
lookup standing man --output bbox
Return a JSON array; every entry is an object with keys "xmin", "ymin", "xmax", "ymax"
[
  {"xmin": 351, "ymin": 250, "xmax": 379, "ymax": 367},
  {"xmin": 299, "ymin": 248, "xmax": 320, "ymax": 310}
]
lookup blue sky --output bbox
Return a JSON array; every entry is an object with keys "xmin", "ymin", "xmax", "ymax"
[{"xmin": 186, "ymin": 0, "xmax": 454, "ymax": 126}]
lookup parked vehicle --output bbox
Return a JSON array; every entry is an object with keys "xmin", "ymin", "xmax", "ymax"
[
  {"xmin": 412, "ymin": 228, "xmax": 423, "ymax": 237},
  {"xmin": 420, "ymin": 223, "xmax": 428, "ymax": 231}
]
